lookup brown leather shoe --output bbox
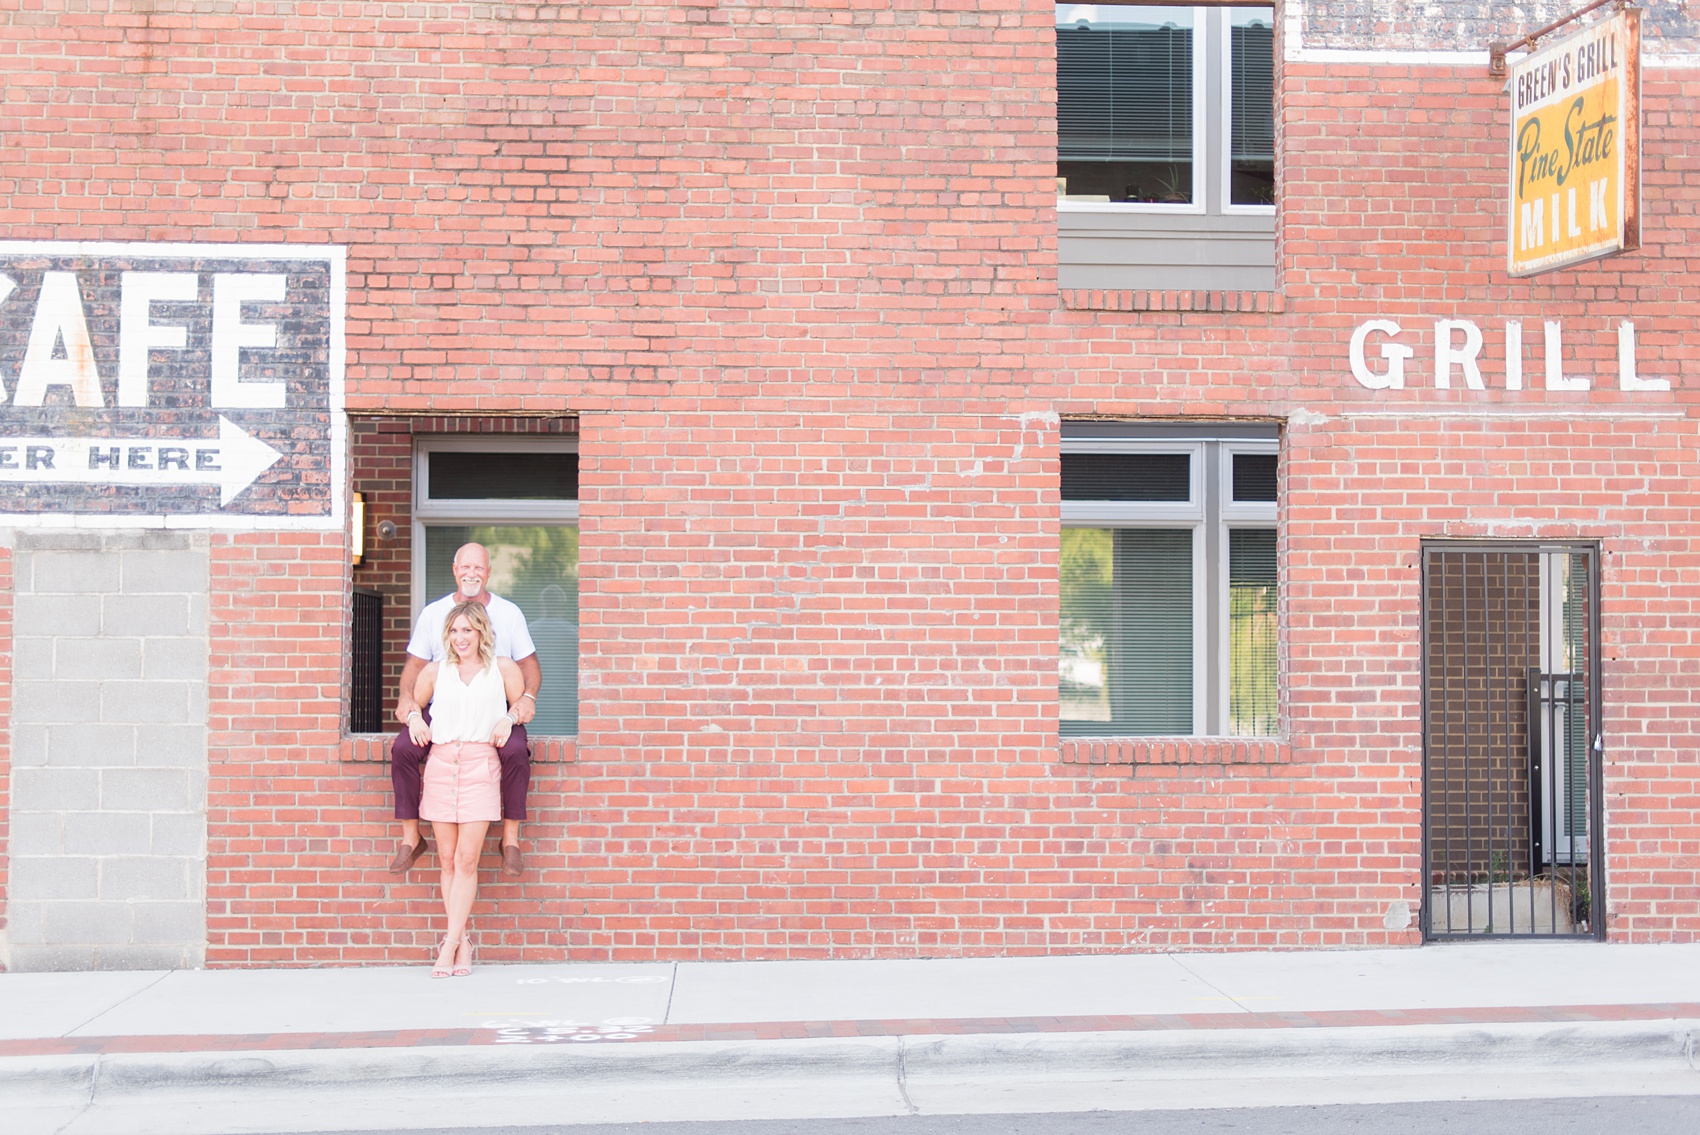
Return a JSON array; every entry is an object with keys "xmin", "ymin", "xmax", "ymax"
[
  {"xmin": 387, "ymin": 835, "xmax": 428, "ymax": 875},
  {"xmin": 501, "ymin": 842, "xmax": 524, "ymax": 879}
]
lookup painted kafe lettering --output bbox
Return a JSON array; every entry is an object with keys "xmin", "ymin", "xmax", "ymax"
[
  {"xmin": 0, "ymin": 240, "xmax": 342, "ymax": 524},
  {"xmin": 14, "ymin": 271, "xmax": 104, "ymax": 408},
  {"xmin": 211, "ymin": 273, "xmax": 288, "ymax": 408},
  {"xmin": 0, "ymin": 416, "xmax": 282, "ymax": 505},
  {"xmin": 118, "ymin": 271, "xmax": 197, "ymax": 407},
  {"xmin": 7, "ymin": 270, "xmax": 287, "ymax": 409},
  {"xmin": 1348, "ymin": 318, "xmax": 1669, "ymax": 394}
]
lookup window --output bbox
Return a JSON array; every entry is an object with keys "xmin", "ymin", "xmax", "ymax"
[
  {"xmin": 1057, "ymin": 5, "xmax": 1198, "ymax": 206},
  {"xmin": 414, "ymin": 438, "xmax": 580, "ymax": 735},
  {"xmin": 1226, "ymin": 8, "xmax": 1275, "ymax": 208},
  {"xmin": 1060, "ymin": 424, "xmax": 1277, "ymax": 737},
  {"xmin": 1055, "ymin": 5, "xmax": 1276, "ymax": 291}
]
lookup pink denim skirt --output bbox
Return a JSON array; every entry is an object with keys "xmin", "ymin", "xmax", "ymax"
[{"xmin": 419, "ymin": 741, "xmax": 501, "ymax": 823}]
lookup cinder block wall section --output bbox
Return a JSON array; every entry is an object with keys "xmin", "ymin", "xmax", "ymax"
[{"xmin": 3, "ymin": 532, "xmax": 209, "ymax": 971}]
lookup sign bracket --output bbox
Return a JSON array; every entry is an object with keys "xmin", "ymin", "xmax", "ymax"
[{"xmin": 1490, "ymin": 0, "xmax": 1628, "ymax": 76}]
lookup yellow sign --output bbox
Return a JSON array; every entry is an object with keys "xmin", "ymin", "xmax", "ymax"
[{"xmin": 1508, "ymin": 7, "xmax": 1640, "ymax": 277}]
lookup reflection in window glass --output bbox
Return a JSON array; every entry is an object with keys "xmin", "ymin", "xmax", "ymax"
[
  {"xmin": 1229, "ymin": 8, "xmax": 1276, "ymax": 206},
  {"xmin": 428, "ymin": 451, "xmax": 578, "ymax": 501},
  {"xmin": 1061, "ymin": 527, "xmax": 1194, "ymax": 735},
  {"xmin": 425, "ymin": 525, "xmax": 579, "ymax": 735},
  {"xmin": 1057, "ymin": 5, "xmax": 1195, "ymax": 204},
  {"xmin": 1060, "ymin": 528, "xmax": 1114, "ymax": 723},
  {"xmin": 1228, "ymin": 528, "xmax": 1277, "ymax": 736}
]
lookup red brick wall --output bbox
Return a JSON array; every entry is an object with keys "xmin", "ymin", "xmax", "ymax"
[{"xmin": 4, "ymin": 7, "xmax": 1700, "ymax": 961}]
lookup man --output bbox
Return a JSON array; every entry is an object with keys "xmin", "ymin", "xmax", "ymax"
[{"xmin": 389, "ymin": 542, "xmax": 542, "ymax": 879}]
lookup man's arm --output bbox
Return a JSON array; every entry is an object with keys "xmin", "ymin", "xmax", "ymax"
[
  {"xmin": 511, "ymin": 654, "xmax": 542, "ymax": 726},
  {"xmin": 394, "ymin": 655, "xmax": 428, "ymax": 724}
]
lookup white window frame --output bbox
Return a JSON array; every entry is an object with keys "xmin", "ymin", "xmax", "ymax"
[
  {"xmin": 410, "ymin": 436, "xmax": 580, "ymax": 619},
  {"xmin": 1218, "ymin": 7, "xmax": 1279, "ymax": 218},
  {"xmin": 1061, "ymin": 431, "xmax": 1278, "ymax": 738}
]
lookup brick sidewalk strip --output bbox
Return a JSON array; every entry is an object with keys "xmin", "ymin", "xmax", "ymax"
[{"xmin": 5, "ymin": 1002, "xmax": 1698, "ymax": 1057}]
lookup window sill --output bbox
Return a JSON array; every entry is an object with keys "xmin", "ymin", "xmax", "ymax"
[
  {"xmin": 1057, "ymin": 198, "xmax": 1208, "ymax": 216},
  {"xmin": 1060, "ymin": 289, "xmax": 1284, "ymax": 314},
  {"xmin": 340, "ymin": 734, "xmax": 579, "ymax": 764},
  {"xmin": 1059, "ymin": 736, "xmax": 1288, "ymax": 767}
]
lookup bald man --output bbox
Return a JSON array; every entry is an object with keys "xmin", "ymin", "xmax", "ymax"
[{"xmin": 388, "ymin": 543, "xmax": 542, "ymax": 879}]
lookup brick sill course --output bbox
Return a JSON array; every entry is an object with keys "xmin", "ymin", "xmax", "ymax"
[
  {"xmin": 1059, "ymin": 736, "xmax": 1288, "ymax": 767},
  {"xmin": 345, "ymin": 736, "xmax": 1276, "ymax": 767},
  {"xmin": 341, "ymin": 734, "xmax": 577, "ymax": 764},
  {"xmin": 1060, "ymin": 289, "xmax": 1284, "ymax": 314}
]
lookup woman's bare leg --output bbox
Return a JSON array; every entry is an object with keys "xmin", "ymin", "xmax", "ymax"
[
  {"xmin": 444, "ymin": 819, "xmax": 489, "ymax": 967},
  {"xmin": 431, "ymin": 820, "xmax": 463, "ymax": 973}
]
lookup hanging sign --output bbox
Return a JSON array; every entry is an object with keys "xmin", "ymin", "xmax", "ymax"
[
  {"xmin": 1508, "ymin": 7, "xmax": 1640, "ymax": 277},
  {"xmin": 0, "ymin": 242, "xmax": 344, "ymax": 527}
]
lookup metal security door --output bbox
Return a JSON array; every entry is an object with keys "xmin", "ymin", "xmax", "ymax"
[
  {"xmin": 1421, "ymin": 544, "xmax": 1602, "ymax": 939},
  {"xmin": 350, "ymin": 587, "xmax": 385, "ymax": 734}
]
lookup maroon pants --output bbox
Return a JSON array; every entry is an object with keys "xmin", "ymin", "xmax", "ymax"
[{"xmin": 391, "ymin": 712, "xmax": 530, "ymax": 822}]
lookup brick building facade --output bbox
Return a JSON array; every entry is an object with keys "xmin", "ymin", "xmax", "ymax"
[{"xmin": 1, "ymin": 1, "xmax": 1698, "ymax": 969}]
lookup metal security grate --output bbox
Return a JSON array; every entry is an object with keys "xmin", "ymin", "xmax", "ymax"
[
  {"xmin": 350, "ymin": 587, "xmax": 385, "ymax": 734},
  {"xmin": 1421, "ymin": 545, "xmax": 1601, "ymax": 939}
]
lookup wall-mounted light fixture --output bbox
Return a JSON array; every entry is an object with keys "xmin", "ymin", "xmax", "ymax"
[{"xmin": 351, "ymin": 491, "xmax": 366, "ymax": 566}]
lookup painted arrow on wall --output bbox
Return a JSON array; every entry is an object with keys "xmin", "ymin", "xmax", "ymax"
[{"xmin": 0, "ymin": 416, "xmax": 283, "ymax": 506}]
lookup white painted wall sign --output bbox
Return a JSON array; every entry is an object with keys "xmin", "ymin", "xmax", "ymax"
[
  {"xmin": 1348, "ymin": 317, "xmax": 1670, "ymax": 394},
  {"xmin": 0, "ymin": 242, "xmax": 344, "ymax": 527}
]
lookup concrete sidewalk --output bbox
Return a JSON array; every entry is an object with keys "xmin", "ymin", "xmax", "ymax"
[{"xmin": 5, "ymin": 943, "xmax": 1700, "ymax": 1133}]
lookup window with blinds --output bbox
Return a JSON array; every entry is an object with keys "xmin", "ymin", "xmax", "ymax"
[
  {"xmin": 1061, "ymin": 527, "xmax": 1195, "ymax": 731},
  {"xmin": 1056, "ymin": 5, "xmax": 1274, "ymax": 212},
  {"xmin": 1061, "ymin": 427, "xmax": 1279, "ymax": 738},
  {"xmin": 1229, "ymin": 11, "xmax": 1275, "ymax": 206},
  {"xmin": 1057, "ymin": 5, "xmax": 1195, "ymax": 203}
]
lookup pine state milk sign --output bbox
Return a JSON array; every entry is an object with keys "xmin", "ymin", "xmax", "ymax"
[
  {"xmin": 0, "ymin": 243, "xmax": 344, "ymax": 527},
  {"xmin": 1508, "ymin": 8, "xmax": 1641, "ymax": 277}
]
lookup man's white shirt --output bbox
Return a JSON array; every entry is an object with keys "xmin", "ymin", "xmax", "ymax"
[{"xmin": 407, "ymin": 592, "xmax": 537, "ymax": 663}]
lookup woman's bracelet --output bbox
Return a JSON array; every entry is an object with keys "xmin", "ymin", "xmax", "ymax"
[{"xmin": 407, "ymin": 710, "xmax": 423, "ymax": 723}]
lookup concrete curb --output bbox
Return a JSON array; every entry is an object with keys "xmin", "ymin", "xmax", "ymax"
[
  {"xmin": 5, "ymin": 1017, "xmax": 1698, "ymax": 1103},
  {"xmin": 907, "ymin": 1018, "xmax": 1700, "ymax": 1079}
]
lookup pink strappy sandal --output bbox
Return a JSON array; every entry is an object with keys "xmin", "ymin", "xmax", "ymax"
[
  {"xmin": 432, "ymin": 937, "xmax": 460, "ymax": 979},
  {"xmin": 452, "ymin": 932, "xmax": 475, "ymax": 978}
]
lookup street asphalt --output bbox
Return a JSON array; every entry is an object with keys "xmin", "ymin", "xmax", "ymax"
[{"xmin": 3, "ymin": 942, "xmax": 1699, "ymax": 1134}]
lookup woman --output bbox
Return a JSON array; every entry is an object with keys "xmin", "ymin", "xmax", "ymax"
[{"xmin": 407, "ymin": 600, "xmax": 524, "ymax": 978}]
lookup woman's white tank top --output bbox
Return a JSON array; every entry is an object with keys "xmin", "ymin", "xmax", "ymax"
[{"xmin": 429, "ymin": 661, "xmax": 508, "ymax": 744}]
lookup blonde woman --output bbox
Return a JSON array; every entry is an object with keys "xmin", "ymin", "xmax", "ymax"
[{"xmin": 409, "ymin": 600, "xmax": 524, "ymax": 977}]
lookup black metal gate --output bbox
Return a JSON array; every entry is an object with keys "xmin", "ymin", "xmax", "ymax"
[
  {"xmin": 350, "ymin": 587, "xmax": 385, "ymax": 734},
  {"xmin": 1420, "ymin": 544, "xmax": 1602, "ymax": 939}
]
